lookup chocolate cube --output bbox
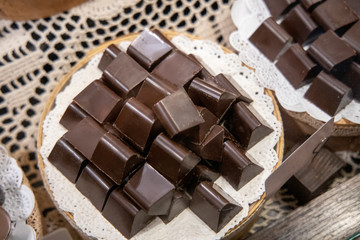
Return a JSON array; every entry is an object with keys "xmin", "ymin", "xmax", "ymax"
[
  {"xmin": 343, "ymin": 21, "xmax": 360, "ymax": 54},
  {"xmin": 159, "ymin": 190, "xmax": 190, "ymax": 224},
  {"xmin": 60, "ymin": 102, "xmax": 88, "ymax": 130},
  {"xmin": 341, "ymin": 61, "xmax": 360, "ymax": 100},
  {"xmin": 98, "ymin": 44, "xmax": 121, "ymax": 71},
  {"xmin": 264, "ymin": 0, "xmax": 297, "ymax": 19},
  {"xmin": 188, "ymin": 106, "xmax": 218, "ymax": 144},
  {"xmin": 124, "ymin": 163, "xmax": 175, "ymax": 215},
  {"xmin": 182, "ymin": 164, "xmax": 220, "ymax": 195}
]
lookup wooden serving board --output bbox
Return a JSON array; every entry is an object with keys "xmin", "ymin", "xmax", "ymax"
[{"xmin": 37, "ymin": 31, "xmax": 284, "ymax": 239}]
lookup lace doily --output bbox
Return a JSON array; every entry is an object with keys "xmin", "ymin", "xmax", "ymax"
[
  {"xmin": 39, "ymin": 35, "xmax": 282, "ymax": 239},
  {"xmin": 229, "ymin": 0, "xmax": 360, "ymax": 124},
  {"xmin": 0, "ymin": 145, "xmax": 36, "ymax": 240}
]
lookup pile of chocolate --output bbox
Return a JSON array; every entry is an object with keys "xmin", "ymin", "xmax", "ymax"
[
  {"xmin": 250, "ymin": 0, "xmax": 360, "ymax": 116},
  {"xmin": 48, "ymin": 29, "xmax": 273, "ymax": 238}
]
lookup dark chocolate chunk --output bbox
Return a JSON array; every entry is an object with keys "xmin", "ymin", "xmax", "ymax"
[
  {"xmin": 64, "ymin": 116, "xmax": 106, "ymax": 160},
  {"xmin": 188, "ymin": 106, "xmax": 218, "ymax": 144},
  {"xmin": 136, "ymin": 75, "xmax": 177, "ymax": 108},
  {"xmin": 311, "ymin": 0, "xmax": 358, "ymax": 35},
  {"xmin": 60, "ymin": 102, "xmax": 88, "ymax": 130},
  {"xmin": 159, "ymin": 190, "xmax": 190, "ymax": 224},
  {"xmin": 286, "ymin": 148, "xmax": 345, "ymax": 204},
  {"xmin": 186, "ymin": 125, "xmax": 225, "ymax": 162},
  {"xmin": 147, "ymin": 133, "xmax": 201, "ymax": 185},
  {"xmin": 221, "ymin": 141, "xmax": 264, "ymax": 191},
  {"xmin": 189, "ymin": 181, "xmax": 242, "ymax": 232},
  {"xmin": 73, "ymin": 80, "xmax": 122, "ymax": 124},
  {"xmin": 127, "ymin": 28, "xmax": 173, "ymax": 70},
  {"xmin": 188, "ymin": 54, "xmax": 214, "ymax": 80},
  {"xmin": 152, "ymin": 29, "xmax": 177, "ymax": 48},
  {"xmin": 342, "ymin": 61, "xmax": 360, "ymax": 100},
  {"xmin": 276, "ymin": 44, "xmax": 319, "ymax": 89},
  {"xmin": 48, "ymin": 137, "xmax": 89, "ymax": 183},
  {"xmin": 103, "ymin": 51, "xmax": 149, "ymax": 98},
  {"xmin": 152, "ymin": 50, "xmax": 203, "ymax": 88},
  {"xmin": 188, "ymin": 78, "xmax": 237, "ymax": 119},
  {"xmin": 342, "ymin": 21, "xmax": 360, "ymax": 54},
  {"xmin": 344, "ymin": 0, "xmax": 360, "ymax": 17},
  {"xmin": 76, "ymin": 163, "xmax": 116, "ymax": 211},
  {"xmin": 304, "ymin": 71, "xmax": 353, "ymax": 116},
  {"xmin": 98, "ymin": 44, "xmax": 121, "ymax": 71},
  {"xmin": 280, "ymin": 5, "xmax": 321, "ymax": 44},
  {"xmin": 224, "ymin": 102, "xmax": 273, "ymax": 150},
  {"xmin": 300, "ymin": 0, "xmax": 324, "ymax": 11},
  {"xmin": 182, "ymin": 164, "xmax": 220, "ymax": 195},
  {"xmin": 41, "ymin": 228, "xmax": 72, "ymax": 240},
  {"xmin": 0, "ymin": 207, "xmax": 11, "ymax": 240},
  {"xmin": 249, "ymin": 17, "xmax": 293, "ymax": 61},
  {"xmin": 307, "ymin": 30, "xmax": 356, "ymax": 74},
  {"xmin": 114, "ymin": 97, "xmax": 162, "ymax": 152},
  {"xmin": 153, "ymin": 89, "xmax": 204, "ymax": 138},
  {"xmin": 91, "ymin": 132, "xmax": 144, "ymax": 185},
  {"xmin": 124, "ymin": 163, "xmax": 175, "ymax": 215},
  {"xmin": 264, "ymin": 0, "xmax": 298, "ymax": 19},
  {"xmin": 102, "ymin": 187, "xmax": 154, "ymax": 238}
]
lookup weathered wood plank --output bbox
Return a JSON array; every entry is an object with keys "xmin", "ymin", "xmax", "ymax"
[{"xmin": 247, "ymin": 173, "xmax": 360, "ymax": 240}]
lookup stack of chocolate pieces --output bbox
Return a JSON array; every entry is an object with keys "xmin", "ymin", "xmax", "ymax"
[
  {"xmin": 250, "ymin": 0, "xmax": 360, "ymax": 116},
  {"xmin": 48, "ymin": 29, "xmax": 273, "ymax": 238}
]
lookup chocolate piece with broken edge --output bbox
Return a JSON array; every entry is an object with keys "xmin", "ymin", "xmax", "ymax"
[
  {"xmin": 124, "ymin": 163, "xmax": 175, "ymax": 215},
  {"xmin": 159, "ymin": 190, "xmax": 191, "ymax": 224},
  {"xmin": 189, "ymin": 181, "xmax": 242, "ymax": 232},
  {"xmin": 91, "ymin": 132, "xmax": 144, "ymax": 185},
  {"xmin": 102, "ymin": 187, "xmax": 154, "ymax": 238},
  {"xmin": 48, "ymin": 137, "xmax": 89, "ymax": 183},
  {"xmin": 60, "ymin": 101, "xmax": 88, "ymax": 130},
  {"xmin": 304, "ymin": 71, "xmax": 353, "ymax": 116},
  {"xmin": 98, "ymin": 44, "xmax": 121, "ymax": 71},
  {"xmin": 76, "ymin": 163, "xmax": 116, "ymax": 211},
  {"xmin": 220, "ymin": 141, "xmax": 264, "ymax": 191}
]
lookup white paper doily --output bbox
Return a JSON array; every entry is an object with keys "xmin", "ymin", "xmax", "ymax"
[
  {"xmin": 229, "ymin": 0, "xmax": 360, "ymax": 124},
  {"xmin": 0, "ymin": 145, "xmax": 36, "ymax": 240},
  {"xmin": 39, "ymin": 35, "xmax": 282, "ymax": 240}
]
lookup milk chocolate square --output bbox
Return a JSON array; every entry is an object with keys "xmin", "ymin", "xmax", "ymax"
[
  {"xmin": 103, "ymin": 52, "xmax": 149, "ymax": 98},
  {"xmin": 249, "ymin": 17, "xmax": 292, "ymax": 61},
  {"xmin": 276, "ymin": 44, "xmax": 319, "ymax": 89},
  {"xmin": 264, "ymin": 0, "xmax": 297, "ymax": 19},
  {"xmin": 48, "ymin": 137, "xmax": 89, "ymax": 183},
  {"xmin": 190, "ymin": 182, "xmax": 242, "ymax": 232},
  {"xmin": 114, "ymin": 97, "xmax": 162, "ymax": 152},
  {"xmin": 124, "ymin": 163, "xmax": 175, "ymax": 215},
  {"xmin": 127, "ymin": 28, "xmax": 173, "ymax": 70},
  {"xmin": 73, "ymin": 80, "xmax": 122, "ymax": 124},
  {"xmin": 98, "ymin": 44, "xmax": 121, "ymax": 71},
  {"xmin": 152, "ymin": 50, "xmax": 203, "ymax": 88},
  {"xmin": 221, "ymin": 141, "xmax": 264, "ymax": 191},
  {"xmin": 304, "ymin": 71, "xmax": 353, "ymax": 116},
  {"xmin": 60, "ymin": 102, "xmax": 88, "ymax": 130},
  {"xmin": 91, "ymin": 132, "xmax": 144, "ymax": 185},
  {"xmin": 76, "ymin": 163, "xmax": 116, "ymax": 211},
  {"xmin": 312, "ymin": 0, "xmax": 358, "ymax": 34},
  {"xmin": 341, "ymin": 61, "xmax": 360, "ymax": 100}
]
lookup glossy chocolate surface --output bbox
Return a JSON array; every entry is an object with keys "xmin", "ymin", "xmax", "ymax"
[
  {"xmin": 183, "ymin": 164, "xmax": 220, "ymax": 195},
  {"xmin": 224, "ymin": 102, "xmax": 273, "ymax": 150},
  {"xmin": 312, "ymin": 0, "xmax": 358, "ymax": 34},
  {"xmin": 344, "ymin": 0, "xmax": 360, "ymax": 17},
  {"xmin": 264, "ymin": 0, "xmax": 297, "ymax": 19},
  {"xmin": 102, "ymin": 187, "xmax": 154, "ymax": 238},
  {"xmin": 0, "ymin": 207, "xmax": 11, "ymax": 240},
  {"xmin": 343, "ymin": 21, "xmax": 360, "ymax": 54},
  {"xmin": 300, "ymin": 0, "xmax": 323, "ymax": 10},
  {"xmin": 152, "ymin": 50, "xmax": 202, "ymax": 88},
  {"xmin": 249, "ymin": 17, "xmax": 292, "ymax": 61},
  {"xmin": 48, "ymin": 137, "xmax": 89, "ymax": 183},
  {"xmin": 304, "ymin": 71, "xmax": 353, "ymax": 116},
  {"xmin": 103, "ymin": 51, "xmax": 149, "ymax": 98},
  {"xmin": 64, "ymin": 116, "xmax": 106, "ymax": 159},
  {"xmin": 281, "ymin": 4, "xmax": 320, "ymax": 44},
  {"xmin": 127, "ymin": 28, "xmax": 173, "ymax": 70},
  {"xmin": 114, "ymin": 97, "xmax": 162, "ymax": 152},
  {"xmin": 76, "ymin": 163, "xmax": 116, "ymax": 211},
  {"xmin": 159, "ymin": 190, "xmax": 190, "ymax": 224},
  {"xmin": 98, "ymin": 44, "xmax": 121, "ymax": 71},
  {"xmin": 307, "ymin": 30, "xmax": 356, "ymax": 73},
  {"xmin": 221, "ymin": 141, "xmax": 264, "ymax": 191},
  {"xmin": 189, "ymin": 181, "xmax": 242, "ymax": 232},
  {"xmin": 188, "ymin": 78, "xmax": 236, "ymax": 119},
  {"xmin": 91, "ymin": 132, "xmax": 144, "ymax": 185},
  {"xmin": 276, "ymin": 43, "xmax": 319, "ymax": 89},
  {"xmin": 342, "ymin": 61, "xmax": 360, "ymax": 100},
  {"xmin": 147, "ymin": 133, "xmax": 201, "ymax": 185},
  {"xmin": 153, "ymin": 89, "xmax": 204, "ymax": 138},
  {"xmin": 188, "ymin": 106, "xmax": 218, "ymax": 144},
  {"xmin": 60, "ymin": 101, "xmax": 88, "ymax": 130},
  {"xmin": 136, "ymin": 75, "xmax": 177, "ymax": 108},
  {"xmin": 73, "ymin": 80, "xmax": 122, "ymax": 124},
  {"xmin": 124, "ymin": 163, "xmax": 175, "ymax": 215}
]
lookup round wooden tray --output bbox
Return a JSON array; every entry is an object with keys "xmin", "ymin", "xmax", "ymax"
[{"xmin": 37, "ymin": 31, "xmax": 284, "ymax": 239}]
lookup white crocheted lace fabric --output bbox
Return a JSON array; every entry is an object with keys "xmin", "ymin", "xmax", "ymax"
[
  {"xmin": 0, "ymin": 145, "xmax": 36, "ymax": 240},
  {"xmin": 229, "ymin": 0, "xmax": 360, "ymax": 124},
  {"xmin": 40, "ymin": 35, "xmax": 282, "ymax": 239}
]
